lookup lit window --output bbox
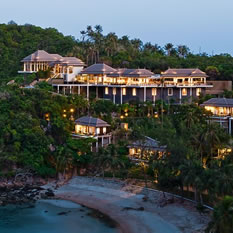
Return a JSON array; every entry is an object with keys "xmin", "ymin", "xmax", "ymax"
[
  {"xmin": 124, "ymin": 123, "xmax": 128, "ymax": 131},
  {"xmin": 132, "ymin": 88, "xmax": 137, "ymax": 96},
  {"xmin": 122, "ymin": 88, "xmax": 126, "ymax": 96},
  {"xmin": 196, "ymin": 88, "xmax": 201, "ymax": 96},
  {"xmin": 168, "ymin": 88, "xmax": 173, "ymax": 96},
  {"xmin": 152, "ymin": 88, "xmax": 157, "ymax": 96},
  {"xmin": 182, "ymin": 88, "xmax": 187, "ymax": 96},
  {"xmin": 113, "ymin": 87, "xmax": 116, "ymax": 95},
  {"xmin": 105, "ymin": 87, "xmax": 109, "ymax": 95},
  {"xmin": 129, "ymin": 148, "xmax": 135, "ymax": 155},
  {"xmin": 96, "ymin": 128, "xmax": 100, "ymax": 135},
  {"xmin": 103, "ymin": 127, "xmax": 106, "ymax": 134}
]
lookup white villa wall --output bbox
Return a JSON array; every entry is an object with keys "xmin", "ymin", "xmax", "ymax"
[{"xmin": 64, "ymin": 66, "xmax": 84, "ymax": 82}]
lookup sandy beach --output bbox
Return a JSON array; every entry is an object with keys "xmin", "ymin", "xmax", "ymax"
[{"xmin": 53, "ymin": 177, "xmax": 210, "ymax": 233}]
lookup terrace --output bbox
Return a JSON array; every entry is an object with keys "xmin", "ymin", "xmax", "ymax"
[{"xmin": 75, "ymin": 75, "xmax": 157, "ymax": 86}]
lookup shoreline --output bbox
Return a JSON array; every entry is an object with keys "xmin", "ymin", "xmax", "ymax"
[
  {"xmin": 54, "ymin": 177, "xmax": 210, "ymax": 233},
  {"xmin": 57, "ymin": 194, "xmax": 127, "ymax": 233}
]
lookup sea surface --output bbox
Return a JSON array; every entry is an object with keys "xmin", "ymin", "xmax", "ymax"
[{"xmin": 0, "ymin": 199, "xmax": 119, "ymax": 233}]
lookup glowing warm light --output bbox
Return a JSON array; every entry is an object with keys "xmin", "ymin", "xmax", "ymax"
[
  {"xmin": 125, "ymin": 112, "xmax": 128, "ymax": 117},
  {"xmin": 152, "ymin": 88, "xmax": 157, "ymax": 96},
  {"xmin": 196, "ymin": 88, "xmax": 201, "ymax": 96},
  {"xmin": 105, "ymin": 87, "xmax": 109, "ymax": 95},
  {"xmin": 132, "ymin": 88, "xmax": 137, "ymax": 96},
  {"xmin": 120, "ymin": 115, "xmax": 124, "ymax": 119},
  {"xmin": 154, "ymin": 113, "xmax": 159, "ymax": 118},
  {"xmin": 124, "ymin": 123, "xmax": 128, "ymax": 131},
  {"xmin": 70, "ymin": 108, "xmax": 74, "ymax": 113},
  {"xmin": 122, "ymin": 88, "xmax": 126, "ymax": 96},
  {"xmin": 182, "ymin": 88, "xmax": 187, "ymax": 96},
  {"xmin": 63, "ymin": 109, "xmax": 67, "ymax": 113},
  {"xmin": 63, "ymin": 114, "xmax": 67, "ymax": 118},
  {"xmin": 96, "ymin": 127, "xmax": 100, "ymax": 135}
]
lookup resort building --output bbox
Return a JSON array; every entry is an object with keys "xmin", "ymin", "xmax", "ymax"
[
  {"xmin": 128, "ymin": 136, "xmax": 166, "ymax": 163},
  {"xmin": 19, "ymin": 51, "xmax": 213, "ymax": 104},
  {"xmin": 18, "ymin": 50, "xmax": 85, "ymax": 82},
  {"xmin": 52, "ymin": 64, "xmax": 212, "ymax": 104},
  {"xmin": 73, "ymin": 116, "xmax": 112, "ymax": 152},
  {"xmin": 201, "ymin": 98, "xmax": 233, "ymax": 134},
  {"xmin": 160, "ymin": 68, "xmax": 210, "ymax": 103}
]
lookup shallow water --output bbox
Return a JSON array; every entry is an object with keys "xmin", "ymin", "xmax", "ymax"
[{"xmin": 0, "ymin": 200, "xmax": 119, "ymax": 233}]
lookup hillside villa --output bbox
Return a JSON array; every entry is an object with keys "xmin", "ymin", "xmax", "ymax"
[
  {"xmin": 72, "ymin": 116, "xmax": 111, "ymax": 152},
  {"xmin": 19, "ymin": 50, "xmax": 214, "ymax": 104},
  {"xmin": 201, "ymin": 98, "xmax": 233, "ymax": 134},
  {"xmin": 128, "ymin": 136, "xmax": 166, "ymax": 163},
  {"xmin": 18, "ymin": 50, "xmax": 85, "ymax": 82}
]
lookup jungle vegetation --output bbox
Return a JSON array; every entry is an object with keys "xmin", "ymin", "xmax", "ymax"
[{"xmin": 1, "ymin": 22, "xmax": 233, "ymax": 84}]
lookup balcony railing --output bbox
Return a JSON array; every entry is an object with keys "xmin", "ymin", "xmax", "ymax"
[{"xmin": 76, "ymin": 78, "xmax": 208, "ymax": 86}]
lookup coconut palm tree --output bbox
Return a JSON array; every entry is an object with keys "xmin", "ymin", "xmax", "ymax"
[
  {"xmin": 179, "ymin": 156, "xmax": 206, "ymax": 204},
  {"xmin": 94, "ymin": 145, "xmax": 125, "ymax": 178},
  {"xmin": 206, "ymin": 196, "xmax": 233, "ymax": 233},
  {"xmin": 164, "ymin": 43, "xmax": 174, "ymax": 56},
  {"xmin": 177, "ymin": 45, "xmax": 190, "ymax": 58}
]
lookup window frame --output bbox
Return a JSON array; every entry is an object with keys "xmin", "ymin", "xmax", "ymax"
[{"xmin": 168, "ymin": 88, "xmax": 173, "ymax": 96}]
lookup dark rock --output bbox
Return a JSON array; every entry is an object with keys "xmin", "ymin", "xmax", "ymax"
[{"xmin": 57, "ymin": 211, "xmax": 71, "ymax": 216}]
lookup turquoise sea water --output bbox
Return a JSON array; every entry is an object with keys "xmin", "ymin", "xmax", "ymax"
[{"xmin": 0, "ymin": 200, "xmax": 119, "ymax": 233}]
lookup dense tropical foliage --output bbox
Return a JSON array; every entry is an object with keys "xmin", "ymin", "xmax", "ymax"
[
  {"xmin": 1, "ymin": 21, "xmax": 233, "ymax": 229},
  {"xmin": 1, "ymin": 22, "xmax": 233, "ymax": 83}
]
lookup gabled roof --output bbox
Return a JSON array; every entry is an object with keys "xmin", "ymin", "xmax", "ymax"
[
  {"xmin": 80, "ymin": 63, "xmax": 117, "ymax": 75},
  {"xmin": 75, "ymin": 116, "xmax": 110, "ymax": 127},
  {"xmin": 128, "ymin": 136, "xmax": 166, "ymax": 150},
  {"xmin": 108, "ymin": 68, "xmax": 154, "ymax": 77},
  {"xmin": 200, "ymin": 98, "xmax": 233, "ymax": 107},
  {"xmin": 21, "ymin": 50, "xmax": 58, "ymax": 62},
  {"xmin": 161, "ymin": 68, "xmax": 208, "ymax": 78}
]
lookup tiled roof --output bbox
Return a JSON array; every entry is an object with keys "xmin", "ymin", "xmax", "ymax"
[
  {"xmin": 52, "ymin": 57, "xmax": 85, "ymax": 66},
  {"xmin": 109, "ymin": 68, "xmax": 154, "ymax": 77},
  {"xmin": 200, "ymin": 98, "xmax": 233, "ymax": 107},
  {"xmin": 75, "ymin": 116, "xmax": 110, "ymax": 127},
  {"xmin": 21, "ymin": 50, "xmax": 58, "ymax": 62},
  {"xmin": 161, "ymin": 68, "xmax": 208, "ymax": 77},
  {"xmin": 21, "ymin": 50, "xmax": 85, "ymax": 66},
  {"xmin": 80, "ymin": 63, "xmax": 117, "ymax": 75},
  {"xmin": 128, "ymin": 136, "xmax": 166, "ymax": 150}
]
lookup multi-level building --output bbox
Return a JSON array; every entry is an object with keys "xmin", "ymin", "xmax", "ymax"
[
  {"xmin": 160, "ymin": 68, "xmax": 210, "ymax": 103},
  {"xmin": 201, "ymin": 98, "xmax": 233, "ymax": 134},
  {"xmin": 18, "ymin": 50, "xmax": 85, "ymax": 82},
  {"xmin": 19, "ymin": 50, "xmax": 213, "ymax": 104},
  {"xmin": 73, "ymin": 116, "xmax": 112, "ymax": 152},
  {"xmin": 52, "ymin": 64, "xmax": 212, "ymax": 104}
]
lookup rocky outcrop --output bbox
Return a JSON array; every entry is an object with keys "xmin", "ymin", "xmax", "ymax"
[{"xmin": 0, "ymin": 184, "xmax": 55, "ymax": 206}]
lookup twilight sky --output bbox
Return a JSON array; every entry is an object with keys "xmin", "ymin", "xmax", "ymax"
[{"xmin": 1, "ymin": 0, "xmax": 232, "ymax": 55}]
